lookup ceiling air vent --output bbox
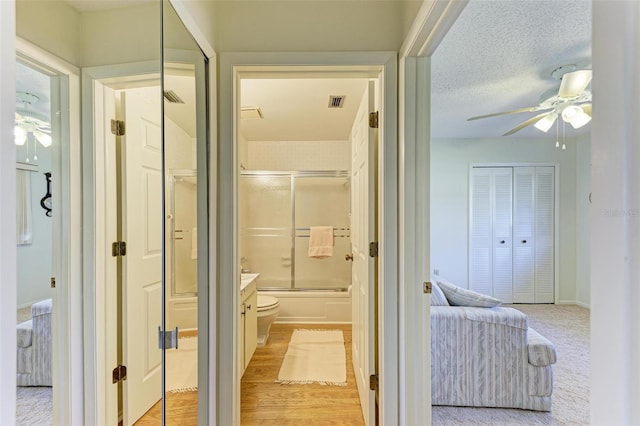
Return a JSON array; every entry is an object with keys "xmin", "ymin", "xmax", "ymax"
[
  {"xmin": 163, "ymin": 90, "xmax": 185, "ymax": 104},
  {"xmin": 328, "ymin": 95, "xmax": 346, "ymax": 108}
]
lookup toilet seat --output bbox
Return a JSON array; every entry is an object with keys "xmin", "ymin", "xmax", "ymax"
[{"xmin": 257, "ymin": 295, "xmax": 279, "ymax": 312}]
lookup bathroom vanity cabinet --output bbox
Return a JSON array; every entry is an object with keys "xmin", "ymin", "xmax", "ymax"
[{"xmin": 240, "ymin": 274, "xmax": 258, "ymax": 375}]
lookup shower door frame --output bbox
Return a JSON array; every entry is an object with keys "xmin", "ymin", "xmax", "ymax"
[
  {"xmin": 240, "ymin": 169, "xmax": 351, "ymax": 292},
  {"xmin": 167, "ymin": 169, "xmax": 198, "ymax": 297}
]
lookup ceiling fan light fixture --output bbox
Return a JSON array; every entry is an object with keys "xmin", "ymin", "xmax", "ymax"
[
  {"xmin": 14, "ymin": 125, "xmax": 27, "ymax": 146},
  {"xmin": 34, "ymin": 130, "xmax": 52, "ymax": 147},
  {"xmin": 534, "ymin": 113, "xmax": 557, "ymax": 132},
  {"xmin": 562, "ymin": 105, "xmax": 591, "ymax": 129}
]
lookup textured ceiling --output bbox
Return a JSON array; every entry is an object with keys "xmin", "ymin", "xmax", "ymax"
[
  {"xmin": 15, "ymin": 61, "xmax": 50, "ymax": 122},
  {"xmin": 431, "ymin": 0, "xmax": 592, "ymax": 139},
  {"xmin": 37, "ymin": 0, "xmax": 592, "ymax": 141}
]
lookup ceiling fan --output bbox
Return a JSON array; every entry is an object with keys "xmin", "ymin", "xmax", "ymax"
[
  {"xmin": 468, "ymin": 65, "xmax": 592, "ymax": 137},
  {"xmin": 15, "ymin": 91, "xmax": 52, "ymax": 147}
]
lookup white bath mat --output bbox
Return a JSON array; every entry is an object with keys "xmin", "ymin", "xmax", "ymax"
[
  {"xmin": 276, "ymin": 329, "xmax": 347, "ymax": 386},
  {"xmin": 165, "ymin": 337, "xmax": 198, "ymax": 393}
]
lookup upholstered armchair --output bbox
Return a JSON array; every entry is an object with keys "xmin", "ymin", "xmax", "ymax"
[{"xmin": 16, "ymin": 299, "xmax": 52, "ymax": 386}]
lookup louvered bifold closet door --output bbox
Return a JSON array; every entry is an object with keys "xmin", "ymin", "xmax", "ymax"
[
  {"xmin": 469, "ymin": 168, "xmax": 493, "ymax": 296},
  {"xmin": 534, "ymin": 167, "xmax": 555, "ymax": 303},
  {"xmin": 469, "ymin": 168, "xmax": 513, "ymax": 301},
  {"xmin": 513, "ymin": 167, "xmax": 536, "ymax": 303},
  {"xmin": 492, "ymin": 168, "xmax": 514, "ymax": 303}
]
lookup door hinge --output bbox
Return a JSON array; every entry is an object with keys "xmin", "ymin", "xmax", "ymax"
[
  {"xmin": 50, "ymin": 277, "xmax": 56, "ymax": 289},
  {"xmin": 369, "ymin": 241, "xmax": 379, "ymax": 258},
  {"xmin": 158, "ymin": 326, "xmax": 179, "ymax": 350},
  {"xmin": 112, "ymin": 364, "xmax": 127, "ymax": 384},
  {"xmin": 369, "ymin": 111, "xmax": 379, "ymax": 129},
  {"xmin": 110, "ymin": 119, "xmax": 126, "ymax": 136},
  {"xmin": 369, "ymin": 374, "xmax": 379, "ymax": 391},
  {"xmin": 112, "ymin": 241, "xmax": 127, "ymax": 257},
  {"xmin": 423, "ymin": 281, "xmax": 432, "ymax": 294}
]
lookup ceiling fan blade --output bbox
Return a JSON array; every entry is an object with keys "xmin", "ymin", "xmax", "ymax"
[
  {"xmin": 558, "ymin": 70, "xmax": 592, "ymax": 98},
  {"xmin": 502, "ymin": 112, "xmax": 553, "ymax": 136},
  {"xmin": 468, "ymin": 106, "xmax": 547, "ymax": 121},
  {"xmin": 581, "ymin": 103, "xmax": 592, "ymax": 117}
]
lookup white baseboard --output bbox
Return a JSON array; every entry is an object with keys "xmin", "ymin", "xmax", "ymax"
[{"xmin": 557, "ymin": 299, "xmax": 590, "ymax": 309}]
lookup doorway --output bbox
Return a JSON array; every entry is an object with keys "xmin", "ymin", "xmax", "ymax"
[
  {"xmin": 232, "ymin": 60, "xmax": 390, "ymax": 424},
  {"xmin": 14, "ymin": 38, "xmax": 82, "ymax": 425}
]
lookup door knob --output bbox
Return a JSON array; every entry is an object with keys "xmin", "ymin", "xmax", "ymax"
[
  {"xmin": 345, "ymin": 254, "xmax": 354, "ymax": 261},
  {"xmin": 522, "ymin": 240, "xmax": 527, "ymax": 244},
  {"xmin": 500, "ymin": 240, "xmax": 505, "ymax": 244}
]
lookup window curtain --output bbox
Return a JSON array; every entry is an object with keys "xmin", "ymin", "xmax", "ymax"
[{"xmin": 16, "ymin": 168, "xmax": 33, "ymax": 245}]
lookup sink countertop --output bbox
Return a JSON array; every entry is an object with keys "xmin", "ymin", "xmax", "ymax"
[{"xmin": 240, "ymin": 273, "xmax": 260, "ymax": 292}]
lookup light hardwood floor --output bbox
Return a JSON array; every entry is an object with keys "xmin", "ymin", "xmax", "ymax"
[
  {"xmin": 241, "ymin": 323, "xmax": 365, "ymax": 425},
  {"xmin": 135, "ymin": 324, "xmax": 364, "ymax": 425}
]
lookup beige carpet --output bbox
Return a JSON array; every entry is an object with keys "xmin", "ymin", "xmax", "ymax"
[
  {"xmin": 433, "ymin": 304, "xmax": 590, "ymax": 425},
  {"xmin": 166, "ymin": 337, "xmax": 198, "ymax": 392},
  {"xmin": 276, "ymin": 329, "xmax": 347, "ymax": 386}
]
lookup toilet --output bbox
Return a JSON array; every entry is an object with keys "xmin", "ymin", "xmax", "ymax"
[{"xmin": 256, "ymin": 294, "xmax": 280, "ymax": 346}]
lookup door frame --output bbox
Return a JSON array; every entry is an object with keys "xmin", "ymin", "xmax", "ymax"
[
  {"xmin": 15, "ymin": 37, "xmax": 83, "ymax": 426},
  {"xmin": 468, "ymin": 162, "xmax": 560, "ymax": 303},
  {"xmin": 82, "ymin": 61, "xmax": 160, "ymax": 425},
  {"xmin": 218, "ymin": 51, "xmax": 398, "ymax": 425}
]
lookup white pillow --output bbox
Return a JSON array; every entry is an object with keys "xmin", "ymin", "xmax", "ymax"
[
  {"xmin": 430, "ymin": 281, "xmax": 450, "ymax": 306},
  {"xmin": 435, "ymin": 278, "xmax": 502, "ymax": 308}
]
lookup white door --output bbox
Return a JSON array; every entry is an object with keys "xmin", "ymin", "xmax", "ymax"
[
  {"xmin": 513, "ymin": 167, "xmax": 536, "ymax": 303},
  {"xmin": 534, "ymin": 167, "xmax": 555, "ymax": 303},
  {"xmin": 492, "ymin": 168, "xmax": 514, "ymax": 302},
  {"xmin": 121, "ymin": 86, "xmax": 163, "ymax": 424},
  {"xmin": 469, "ymin": 168, "xmax": 493, "ymax": 296},
  {"xmin": 350, "ymin": 81, "xmax": 376, "ymax": 425},
  {"xmin": 469, "ymin": 167, "xmax": 513, "ymax": 302}
]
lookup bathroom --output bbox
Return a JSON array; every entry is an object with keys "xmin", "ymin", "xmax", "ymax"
[{"xmin": 238, "ymin": 77, "xmax": 370, "ymax": 331}]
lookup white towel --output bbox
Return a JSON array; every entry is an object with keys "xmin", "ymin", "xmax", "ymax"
[
  {"xmin": 191, "ymin": 228, "xmax": 197, "ymax": 260},
  {"xmin": 308, "ymin": 226, "xmax": 334, "ymax": 259}
]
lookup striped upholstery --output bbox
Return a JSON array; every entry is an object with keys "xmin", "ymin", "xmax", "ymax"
[
  {"xmin": 431, "ymin": 306, "xmax": 556, "ymax": 411},
  {"xmin": 436, "ymin": 278, "xmax": 502, "ymax": 308},
  {"xmin": 527, "ymin": 327, "xmax": 557, "ymax": 366},
  {"xmin": 16, "ymin": 299, "xmax": 52, "ymax": 386},
  {"xmin": 430, "ymin": 281, "xmax": 450, "ymax": 306},
  {"xmin": 16, "ymin": 320, "xmax": 33, "ymax": 347}
]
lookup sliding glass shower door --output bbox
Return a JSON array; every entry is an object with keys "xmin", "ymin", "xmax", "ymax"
[
  {"xmin": 294, "ymin": 176, "xmax": 351, "ymax": 289},
  {"xmin": 239, "ymin": 174, "xmax": 293, "ymax": 289},
  {"xmin": 239, "ymin": 171, "xmax": 351, "ymax": 291}
]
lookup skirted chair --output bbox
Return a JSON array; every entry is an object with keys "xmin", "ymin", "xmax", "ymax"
[{"xmin": 16, "ymin": 299, "xmax": 52, "ymax": 386}]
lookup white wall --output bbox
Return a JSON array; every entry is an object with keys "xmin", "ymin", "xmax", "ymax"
[
  {"xmin": 16, "ymin": 0, "xmax": 81, "ymax": 66},
  {"xmin": 575, "ymin": 132, "xmax": 591, "ymax": 307},
  {"xmin": 430, "ymin": 136, "xmax": 588, "ymax": 303},
  {"xmin": 247, "ymin": 140, "xmax": 350, "ymax": 171},
  {"xmin": 80, "ymin": 3, "xmax": 161, "ymax": 67},
  {"xmin": 591, "ymin": 2, "xmax": 640, "ymax": 423},
  {"xmin": 16, "ymin": 146, "xmax": 53, "ymax": 307},
  {"xmin": 213, "ymin": 1, "xmax": 413, "ymax": 52},
  {"xmin": 0, "ymin": 1, "xmax": 17, "ymax": 421}
]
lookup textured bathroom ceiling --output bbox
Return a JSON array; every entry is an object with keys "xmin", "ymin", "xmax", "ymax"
[{"xmin": 431, "ymin": 0, "xmax": 592, "ymax": 139}]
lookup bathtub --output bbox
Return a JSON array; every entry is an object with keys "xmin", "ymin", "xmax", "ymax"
[{"xmin": 258, "ymin": 280, "xmax": 352, "ymax": 324}]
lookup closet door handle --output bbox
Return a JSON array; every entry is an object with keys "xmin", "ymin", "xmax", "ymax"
[
  {"xmin": 499, "ymin": 240, "xmax": 505, "ymax": 244},
  {"xmin": 521, "ymin": 240, "xmax": 527, "ymax": 244}
]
